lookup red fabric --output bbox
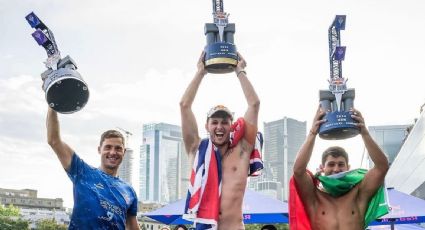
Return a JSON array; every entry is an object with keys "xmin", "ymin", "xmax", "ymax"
[
  {"xmin": 197, "ymin": 146, "xmax": 220, "ymax": 222},
  {"xmin": 289, "ymin": 171, "xmax": 316, "ymax": 230},
  {"xmin": 229, "ymin": 117, "xmax": 245, "ymax": 148},
  {"xmin": 184, "ymin": 139, "xmax": 221, "ymax": 229},
  {"xmin": 184, "ymin": 117, "xmax": 262, "ymax": 229}
]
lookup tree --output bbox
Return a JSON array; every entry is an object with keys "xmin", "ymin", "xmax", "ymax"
[
  {"xmin": 0, "ymin": 204, "xmax": 20, "ymax": 217},
  {"xmin": 36, "ymin": 219, "xmax": 67, "ymax": 230},
  {"xmin": 0, "ymin": 205, "xmax": 29, "ymax": 230}
]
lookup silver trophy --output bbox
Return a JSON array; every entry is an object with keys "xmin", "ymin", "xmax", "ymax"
[{"xmin": 26, "ymin": 12, "xmax": 89, "ymax": 114}]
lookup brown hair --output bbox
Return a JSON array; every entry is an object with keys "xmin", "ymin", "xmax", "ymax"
[
  {"xmin": 322, "ymin": 146, "xmax": 349, "ymax": 165},
  {"xmin": 99, "ymin": 130, "xmax": 125, "ymax": 147},
  {"xmin": 174, "ymin": 225, "xmax": 188, "ymax": 230}
]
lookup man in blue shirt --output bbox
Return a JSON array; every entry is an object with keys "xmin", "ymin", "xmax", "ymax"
[{"xmin": 46, "ymin": 107, "xmax": 139, "ymax": 229}]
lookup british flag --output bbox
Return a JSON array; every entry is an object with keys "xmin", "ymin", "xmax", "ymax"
[
  {"xmin": 183, "ymin": 138, "xmax": 222, "ymax": 230},
  {"xmin": 183, "ymin": 118, "xmax": 263, "ymax": 230}
]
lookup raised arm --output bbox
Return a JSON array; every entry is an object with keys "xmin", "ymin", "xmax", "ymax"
[
  {"xmin": 179, "ymin": 52, "xmax": 206, "ymax": 155},
  {"xmin": 292, "ymin": 105, "xmax": 326, "ymax": 212},
  {"xmin": 354, "ymin": 109, "xmax": 389, "ymax": 202},
  {"xmin": 46, "ymin": 107, "xmax": 74, "ymax": 170},
  {"xmin": 235, "ymin": 53, "xmax": 260, "ymax": 143}
]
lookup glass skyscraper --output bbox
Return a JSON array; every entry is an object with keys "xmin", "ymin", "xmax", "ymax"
[
  {"xmin": 368, "ymin": 124, "xmax": 411, "ymax": 167},
  {"xmin": 139, "ymin": 123, "xmax": 189, "ymax": 203},
  {"xmin": 118, "ymin": 148, "xmax": 133, "ymax": 186},
  {"xmin": 257, "ymin": 117, "xmax": 306, "ymax": 201}
]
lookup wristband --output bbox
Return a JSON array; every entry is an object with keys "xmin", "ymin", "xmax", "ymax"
[{"xmin": 237, "ymin": 70, "xmax": 247, "ymax": 77}]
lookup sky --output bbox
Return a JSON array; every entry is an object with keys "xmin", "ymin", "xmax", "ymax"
[{"xmin": 1, "ymin": 0, "xmax": 425, "ymax": 209}]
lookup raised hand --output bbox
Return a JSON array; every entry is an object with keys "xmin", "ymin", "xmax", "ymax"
[
  {"xmin": 310, "ymin": 105, "xmax": 326, "ymax": 136},
  {"xmin": 197, "ymin": 51, "xmax": 207, "ymax": 76},
  {"xmin": 235, "ymin": 52, "xmax": 247, "ymax": 75},
  {"xmin": 350, "ymin": 108, "xmax": 367, "ymax": 135}
]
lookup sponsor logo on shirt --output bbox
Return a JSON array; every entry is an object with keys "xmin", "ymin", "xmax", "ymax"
[{"xmin": 95, "ymin": 183, "xmax": 104, "ymax": 189}]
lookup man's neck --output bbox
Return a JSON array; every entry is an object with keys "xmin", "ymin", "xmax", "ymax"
[
  {"xmin": 99, "ymin": 166, "xmax": 118, "ymax": 177},
  {"xmin": 218, "ymin": 145, "xmax": 229, "ymax": 157}
]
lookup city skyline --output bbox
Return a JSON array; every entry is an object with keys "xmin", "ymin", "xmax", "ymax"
[
  {"xmin": 2, "ymin": 0, "xmax": 425, "ymax": 208},
  {"xmin": 139, "ymin": 122, "xmax": 188, "ymax": 203}
]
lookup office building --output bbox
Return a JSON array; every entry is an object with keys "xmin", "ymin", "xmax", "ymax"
[
  {"xmin": 118, "ymin": 147, "xmax": 134, "ymax": 186},
  {"xmin": 260, "ymin": 117, "xmax": 306, "ymax": 201},
  {"xmin": 368, "ymin": 125, "xmax": 411, "ymax": 167},
  {"xmin": 139, "ymin": 123, "xmax": 188, "ymax": 203},
  {"xmin": 0, "ymin": 188, "xmax": 64, "ymax": 211}
]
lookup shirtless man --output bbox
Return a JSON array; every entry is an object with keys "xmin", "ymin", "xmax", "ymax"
[
  {"xmin": 180, "ymin": 51, "xmax": 260, "ymax": 229},
  {"xmin": 292, "ymin": 106, "xmax": 389, "ymax": 230}
]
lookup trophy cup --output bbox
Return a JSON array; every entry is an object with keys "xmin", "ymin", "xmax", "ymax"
[
  {"xmin": 318, "ymin": 15, "xmax": 359, "ymax": 140},
  {"xmin": 25, "ymin": 12, "xmax": 89, "ymax": 114},
  {"xmin": 204, "ymin": 0, "xmax": 238, "ymax": 74}
]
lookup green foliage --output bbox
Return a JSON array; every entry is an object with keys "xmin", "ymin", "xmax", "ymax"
[
  {"xmin": 0, "ymin": 216, "xmax": 29, "ymax": 230},
  {"xmin": 245, "ymin": 223, "xmax": 289, "ymax": 230},
  {"xmin": 36, "ymin": 218, "xmax": 67, "ymax": 230},
  {"xmin": 0, "ymin": 204, "xmax": 20, "ymax": 217},
  {"xmin": 0, "ymin": 205, "xmax": 28, "ymax": 229}
]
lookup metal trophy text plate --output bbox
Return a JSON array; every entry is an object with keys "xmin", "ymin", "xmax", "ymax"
[
  {"xmin": 319, "ymin": 89, "xmax": 359, "ymax": 140},
  {"xmin": 204, "ymin": 42, "xmax": 237, "ymax": 73}
]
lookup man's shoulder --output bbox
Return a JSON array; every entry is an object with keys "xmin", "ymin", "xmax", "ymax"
[
  {"xmin": 67, "ymin": 152, "xmax": 97, "ymax": 175},
  {"xmin": 72, "ymin": 153, "xmax": 96, "ymax": 166}
]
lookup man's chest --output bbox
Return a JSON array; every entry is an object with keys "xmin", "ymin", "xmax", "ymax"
[
  {"xmin": 221, "ymin": 146, "xmax": 250, "ymax": 177},
  {"xmin": 76, "ymin": 174, "xmax": 133, "ymax": 208},
  {"xmin": 315, "ymin": 187, "xmax": 362, "ymax": 216}
]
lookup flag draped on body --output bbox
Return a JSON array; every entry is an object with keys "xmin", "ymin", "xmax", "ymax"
[
  {"xmin": 183, "ymin": 118, "xmax": 263, "ymax": 230},
  {"xmin": 289, "ymin": 168, "xmax": 389, "ymax": 230}
]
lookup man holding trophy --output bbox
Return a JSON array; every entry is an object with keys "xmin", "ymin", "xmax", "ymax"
[
  {"xmin": 290, "ymin": 106, "xmax": 389, "ymax": 230},
  {"xmin": 27, "ymin": 12, "xmax": 139, "ymax": 229},
  {"xmin": 180, "ymin": 1, "xmax": 262, "ymax": 229},
  {"xmin": 180, "ymin": 51, "xmax": 261, "ymax": 229},
  {"xmin": 289, "ymin": 16, "xmax": 389, "ymax": 230}
]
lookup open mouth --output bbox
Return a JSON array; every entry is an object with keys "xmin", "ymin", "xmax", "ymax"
[{"xmin": 215, "ymin": 131, "xmax": 224, "ymax": 138}]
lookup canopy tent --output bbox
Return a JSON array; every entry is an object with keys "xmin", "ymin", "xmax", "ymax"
[
  {"xmin": 368, "ymin": 224, "xmax": 425, "ymax": 230},
  {"xmin": 143, "ymin": 189, "xmax": 288, "ymax": 225},
  {"xmin": 369, "ymin": 188, "xmax": 425, "ymax": 229}
]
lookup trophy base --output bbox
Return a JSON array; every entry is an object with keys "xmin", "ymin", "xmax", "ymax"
[
  {"xmin": 43, "ymin": 68, "xmax": 89, "ymax": 114},
  {"xmin": 319, "ymin": 111, "xmax": 360, "ymax": 140},
  {"xmin": 204, "ymin": 42, "xmax": 237, "ymax": 74}
]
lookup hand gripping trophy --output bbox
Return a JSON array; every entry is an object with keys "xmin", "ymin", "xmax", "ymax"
[
  {"xmin": 204, "ymin": 0, "xmax": 238, "ymax": 74},
  {"xmin": 25, "ymin": 12, "xmax": 89, "ymax": 114},
  {"xmin": 319, "ymin": 15, "xmax": 359, "ymax": 140}
]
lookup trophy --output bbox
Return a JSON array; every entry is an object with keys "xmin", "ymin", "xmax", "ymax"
[
  {"xmin": 318, "ymin": 15, "xmax": 359, "ymax": 140},
  {"xmin": 25, "ymin": 12, "xmax": 89, "ymax": 114},
  {"xmin": 204, "ymin": 0, "xmax": 238, "ymax": 74}
]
